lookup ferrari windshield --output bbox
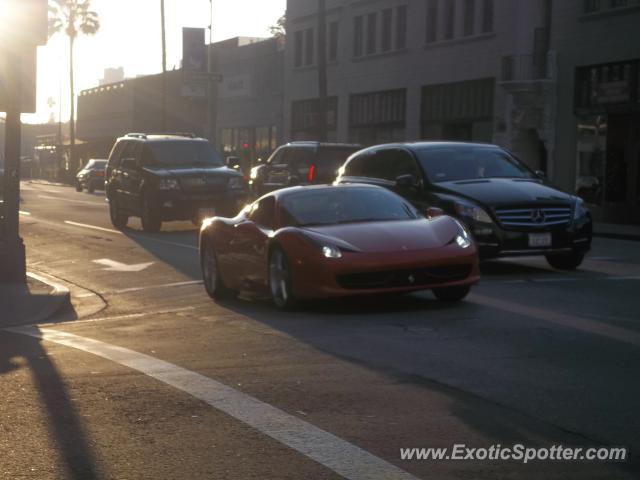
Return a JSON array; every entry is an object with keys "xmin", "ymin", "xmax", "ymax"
[
  {"xmin": 415, "ymin": 146, "xmax": 535, "ymax": 183},
  {"xmin": 279, "ymin": 187, "xmax": 418, "ymax": 227}
]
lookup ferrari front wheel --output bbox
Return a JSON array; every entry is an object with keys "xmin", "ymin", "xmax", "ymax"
[
  {"xmin": 269, "ymin": 246, "xmax": 297, "ymax": 310},
  {"xmin": 432, "ymin": 285, "xmax": 471, "ymax": 302},
  {"xmin": 201, "ymin": 242, "xmax": 233, "ymax": 300}
]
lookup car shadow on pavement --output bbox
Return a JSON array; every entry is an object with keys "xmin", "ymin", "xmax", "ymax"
[{"xmin": 0, "ymin": 328, "xmax": 101, "ymax": 479}]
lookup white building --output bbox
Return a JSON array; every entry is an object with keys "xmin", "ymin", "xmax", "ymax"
[{"xmin": 283, "ymin": 0, "xmax": 640, "ymax": 223}]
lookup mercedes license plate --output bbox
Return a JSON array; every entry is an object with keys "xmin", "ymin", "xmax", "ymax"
[{"xmin": 528, "ymin": 232, "xmax": 552, "ymax": 248}]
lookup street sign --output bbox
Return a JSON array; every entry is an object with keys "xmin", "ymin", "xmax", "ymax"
[
  {"xmin": 182, "ymin": 27, "xmax": 207, "ymax": 98},
  {"xmin": 0, "ymin": 46, "xmax": 37, "ymax": 113}
]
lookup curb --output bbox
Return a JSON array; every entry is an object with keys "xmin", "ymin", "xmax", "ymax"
[{"xmin": 18, "ymin": 271, "xmax": 72, "ymax": 326}]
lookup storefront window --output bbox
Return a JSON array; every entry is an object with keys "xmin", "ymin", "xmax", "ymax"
[{"xmin": 575, "ymin": 115, "xmax": 607, "ymax": 205}]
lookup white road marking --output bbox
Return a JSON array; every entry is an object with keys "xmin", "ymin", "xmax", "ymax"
[
  {"xmin": 471, "ymin": 293, "xmax": 640, "ymax": 347},
  {"xmin": 64, "ymin": 220, "xmax": 123, "ymax": 235},
  {"xmin": 39, "ymin": 194, "xmax": 107, "ymax": 206},
  {"xmin": 63, "ymin": 220, "xmax": 198, "ymax": 251},
  {"xmin": 93, "ymin": 258, "xmax": 154, "ymax": 272},
  {"xmin": 39, "ymin": 307, "xmax": 196, "ymax": 327},
  {"xmin": 19, "ymin": 211, "xmax": 31, "ymax": 216},
  {"xmin": 112, "ymin": 280, "xmax": 203, "ymax": 294},
  {"xmin": 5, "ymin": 326, "xmax": 418, "ymax": 480}
]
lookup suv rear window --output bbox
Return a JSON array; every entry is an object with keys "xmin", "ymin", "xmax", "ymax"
[{"xmin": 146, "ymin": 140, "xmax": 224, "ymax": 167}]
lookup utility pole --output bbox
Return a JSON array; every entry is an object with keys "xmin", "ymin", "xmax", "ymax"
[
  {"xmin": 0, "ymin": 0, "xmax": 47, "ymax": 283},
  {"xmin": 161, "ymin": 0, "xmax": 168, "ymax": 132},
  {"xmin": 0, "ymin": 50, "xmax": 26, "ymax": 282},
  {"xmin": 317, "ymin": 0, "xmax": 328, "ymax": 142},
  {"xmin": 207, "ymin": 0, "xmax": 218, "ymax": 145}
]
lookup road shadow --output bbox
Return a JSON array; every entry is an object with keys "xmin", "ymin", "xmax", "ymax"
[{"xmin": 0, "ymin": 327, "xmax": 101, "ymax": 479}]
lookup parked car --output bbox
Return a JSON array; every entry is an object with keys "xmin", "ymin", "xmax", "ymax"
[
  {"xmin": 337, "ymin": 142, "xmax": 592, "ymax": 270},
  {"xmin": 75, "ymin": 158, "xmax": 107, "ymax": 193},
  {"xmin": 249, "ymin": 141, "xmax": 360, "ymax": 196},
  {"xmin": 199, "ymin": 183, "xmax": 480, "ymax": 309},
  {"xmin": 105, "ymin": 133, "xmax": 248, "ymax": 232}
]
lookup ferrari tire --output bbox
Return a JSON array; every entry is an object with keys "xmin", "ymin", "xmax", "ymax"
[
  {"xmin": 432, "ymin": 285, "xmax": 471, "ymax": 302},
  {"xmin": 140, "ymin": 194, "xmax": 162, "ymax": 233},
  {"xmin": 201, "ymin": 242, "xmax": 233, "ymax": 300},
  {"xmin": 545, "ymin": 252, "xmax": 584, "ymax": 270},
  {"xmin": 109, "ymin": 196, "xmax": 128, "ymax": 229},
  {"xmin": 269, "ymin": 245, "xmax": 297, "ymax": 310}
]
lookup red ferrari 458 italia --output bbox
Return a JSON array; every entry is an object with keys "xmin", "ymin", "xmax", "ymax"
[{"xmin": 199, "ymin": 184, "xmax": 480, "ymax": 309}]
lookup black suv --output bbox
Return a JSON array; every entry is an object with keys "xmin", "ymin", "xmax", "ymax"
[
  {"xmin": 106, "ymin": 133, "xmax": 248, "ymax": 232},
  {"xmin": 249, "ymin": 141, "xmax": 360, "ymax": 196},
  {"xmin": 337, "ymin": 142, "xmax": 592, "ymax": 270}
]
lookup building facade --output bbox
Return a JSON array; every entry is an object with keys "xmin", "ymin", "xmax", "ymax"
[
  {"xmin": 284, "ymin": 0, "xmax": 640, "ymax": 223},
  {"xmin": 551, "ymin": 0, "xmax": 640, "ymax": 223},
  {"xmin": 212, "ymin": 37, "xmax": 284, "ymax": 165}
]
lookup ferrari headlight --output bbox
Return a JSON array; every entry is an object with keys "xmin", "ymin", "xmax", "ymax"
[
  {"xmin": 573, "ymin": 198, "xmax": 588, "ymax": 220},
  {"xmin": 158, "ymin": 178, "xmax": 180, "ymax": 190},
  {"xmin": 322, "ymin": 245, "xmax": 342, "ymax": 258},
  {"xmin": 228, "ymin": 177, "xmax": 244, "ymax": 190},
  {"xmin": 454, "ymin": 220, "xmax": 472, "ymax": 249},
  {"xmin": 453, "ymin": 200, "xmax": 493, "ymax": 224}
]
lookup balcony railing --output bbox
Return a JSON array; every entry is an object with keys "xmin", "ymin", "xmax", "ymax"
[{"xmin": 501, "ymin": 53, "xmax": 555, "ymax": 82}]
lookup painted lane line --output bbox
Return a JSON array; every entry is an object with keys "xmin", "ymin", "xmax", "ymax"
[
  {"xmin": 471, "ymin": 292, "xmax": 640, "ymax": 347},
  {"xmin": 38, "ymin": 194, "xmax": 108, "ymax": 206},
  {"xmin": 64, "ymin": 220, "xmax": 123, "ymax": 235},
  {"xmin": 40, "ymin": 307, "xmax": 196, "ymax": 327},
  {"xmin": 6, "ymin": 327, "xmax": 418, "ymax": 480},
  {"xmin": 19, "ymin": 210, "xmax": 31, "ymax": 216},
  {"xmin": 93, "ymin": 259, "xmax": 154, "ymax": 272},
  {"xmin": 112, "ymin": 280, "xmax": 203, "ymax": 294},
  {"xmin": 63, "ymin": 220, "xmax": 198, "ymax": 250}
]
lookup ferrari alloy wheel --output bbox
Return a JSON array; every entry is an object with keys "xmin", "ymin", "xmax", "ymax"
[
  {"xmin": 432, "ymin": 285, "xmax": 471, "ymax": 302},
  {"xmin": 201, "ymin": 243, "xmax": 232, "ymax": 300},
  {"xmin": 140, "ymin": 194, "xmax": 162, "ymax": 233},
  {"xmin": 269, "ymin": 246, "xmax": 296, "ymax": 310},
  {"xmin": 545, "ymin": 252, "xmax": 584, "ymax": 270},
  {"xmin": 109, "ymin": 196, "xmax": 128, "ymax": 229}
]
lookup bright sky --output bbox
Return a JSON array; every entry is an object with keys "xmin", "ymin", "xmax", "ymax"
[{"xmin": 23, "ymin": 0, "xmax": 286, "ymax": 124}]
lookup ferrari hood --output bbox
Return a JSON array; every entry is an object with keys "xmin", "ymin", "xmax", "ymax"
[{"xmin": 302, "ymin": 217, "xmax": 458, "ymax": 253}]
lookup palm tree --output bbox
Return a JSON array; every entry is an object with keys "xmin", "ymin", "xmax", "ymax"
[{"xmin": 48, "ymin": 0, "xmax": 99, "ymax": 177}]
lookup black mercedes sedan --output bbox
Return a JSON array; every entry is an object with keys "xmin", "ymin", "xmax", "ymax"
[{"xmin": 336, "ymin": 142, "xmax": 592, "ymax": 270}]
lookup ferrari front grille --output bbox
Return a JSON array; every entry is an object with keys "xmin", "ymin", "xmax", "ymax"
[{"xmin": 337, "ymin": 264, "xmax": 472, "ymax": 290}]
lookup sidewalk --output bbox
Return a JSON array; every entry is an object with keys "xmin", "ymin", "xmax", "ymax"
[
  {"xmin": 0, "ymin": 272, "xmax": 70, "ymax": 328},
  {"xmin": 593, "ymin": 222, "xmax": 640, "ymax": 242}
]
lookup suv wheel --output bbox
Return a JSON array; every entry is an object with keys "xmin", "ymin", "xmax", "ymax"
[
  {"xmin": 75, "ymin": 181, "xmax": 82, "ymax": 192},
  {"xmin": 546, "ymin": 252, "xmax": 584, "ymax": 270},
  {"xmin": 140, "ymin": 194, "xmax": 162, "ymax": 233},
  {"xmin": 109, "ymin": 196, "xmax": 128, "ymax": 229},
  {"xmin": 87, "ymin": 182, "xmax": 95, "ymax": 194}
]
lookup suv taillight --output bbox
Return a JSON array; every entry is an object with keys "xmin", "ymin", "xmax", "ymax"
[{"xmin": 308, "ymin": 163, "xmax": 316, "ymax": 183}]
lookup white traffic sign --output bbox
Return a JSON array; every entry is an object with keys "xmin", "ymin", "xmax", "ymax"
[{"xmin": 93, "ymin": 259, "xmax": 154, "ymax": 272}]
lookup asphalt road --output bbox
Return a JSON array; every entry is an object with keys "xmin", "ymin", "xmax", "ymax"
[{"xmin": 1, "ymin": 180, "xmax": 639, "ymax": 479}]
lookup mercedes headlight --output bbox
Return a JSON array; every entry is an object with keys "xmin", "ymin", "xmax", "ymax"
[
  {"xmin": 322, "ymin": 245, "xmax": 342, "ymax": 258},
  {"xmin": 453, "ymin": 220, "xmax": 472, "ymax": 249},
  {"xmin": 573, "ymin": 197, "xmax": 588, "ymax": 220},
  {"xmin": 453, "ymin": 200, "xmax": 493, "ymax": 224},
  {"xmin": 158, "ymin": 178, "xmax": 180, "ymax": 190}
]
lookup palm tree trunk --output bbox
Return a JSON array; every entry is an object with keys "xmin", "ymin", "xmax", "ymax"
[{"xmin": 69, "ymin": 33, "xmax": 77, "ymax": 178}]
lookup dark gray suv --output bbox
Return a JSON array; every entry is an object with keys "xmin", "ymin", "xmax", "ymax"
[{"xmin": 106, "ymin": 133, "xmax": 248, "ymax": 232}]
